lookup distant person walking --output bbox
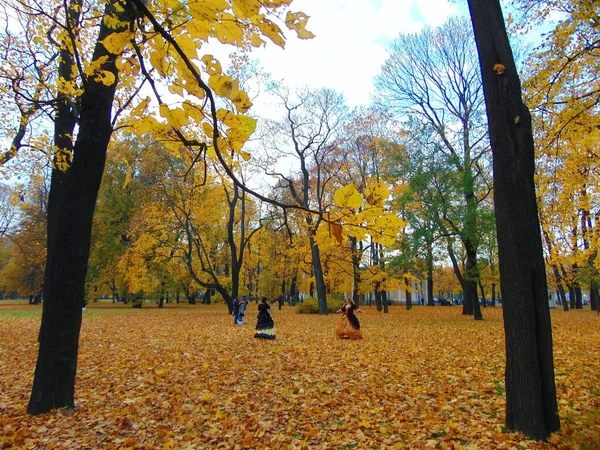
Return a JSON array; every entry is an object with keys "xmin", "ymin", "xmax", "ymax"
[
  {"xmin": 238, "ymin": 296, "xmax": 248, "ymax": 324},
  {"xmin": 232, "ymin": 297, "xmax": 242, "ymax": 325},
  {"xmin": 254, "ymin": 297, "xmax": 275, "ymax": 340},
  {"xmin": 335, "ymin": 298, "xmax": 363, "ymax": 340}
]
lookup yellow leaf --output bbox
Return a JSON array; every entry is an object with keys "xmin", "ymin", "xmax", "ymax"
[
  {"xmin": 95, "ymin": 70, "xmax": 116, "ymax": 86},
  {"xmin": 253, "ymin": 15, "xmax": 285, "ymax": 48},
  {"xmin": 333, "ymin": 184, "xmax": 363, "ymax": 210},
  {"xmin": 216, "ymin": 109, "xmax": 257, "ymax": 136},
  {"xmin": 202, "ymin": 122, "xmax": 214, "ymax": 137},
  {"xmin": 285, "ymin": 11, "xmax": 315, "ymax": 39},
  {"xmin": 99, "ymin": 31, "xmax": 132, "ymax": 54},
  {"xmin": 364, "ymin": 180, "xmax": 389, "ymax": 207},
  {"xmin": 201, "ymin": 54, "xmax": 222, "ymax": 76},
  {"xmin": 176, "ymin": 33, "xmax": 199, "ymax": 59},
  {"xmin": 231, "ymin": 0, "xmax": 260, "ymax": 19},
  {"xmin": 131, "ymin": 97, "xmax": 151, "ymax": 117},
  {"xmin": 212, "ymin": 13, "xmax": 244, "ymax": 45}
]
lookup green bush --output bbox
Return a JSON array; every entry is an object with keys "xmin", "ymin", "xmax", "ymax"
[{"xmin": 296, "ymin": 296, "xmax": 346, "ymax": 314}]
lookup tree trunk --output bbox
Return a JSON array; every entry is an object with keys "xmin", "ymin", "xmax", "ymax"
[
  {"xmin": 427, "ymin": 243, "xmax": 435, "ymax": 306},
  {"xmin": 309, "ymin": 236, "xmax": 328, "ymax": 314},
  {"xmin": 467, "ymin": 0, "xmax": 560, "ymax": 439},
  {"xmin": 479, "ymin": 281, "xmax": 487, "ymax": 308},
  {"xmin": 28, "ymin": 1, "xmax": 132, "ymax": 415},
  {"xmin": 590, "ymin": 285, "xmax": 598, "ymax": 312},
  {"xmin": 465, "ymin": 243, "xmax": 483, "ymax": 319},
  {"xmin": 374, "ymin": 288, "xmax": 382, "ymax": 311},
  {"xmin": 575, "ymin": 287, "xmax": 583, "ymax": 309},
  {"xmin": 350, "ymin": 237, "xmax": 361, "ymax": 306}
]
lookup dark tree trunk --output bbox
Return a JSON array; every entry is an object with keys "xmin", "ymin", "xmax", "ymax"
[
  {"xmin": 467, "ymin": 0, "xmax": 560, "ymax": 439},
  {"xmin": 479, "ymin": 281, "xmax": 487, "ymax": 308},
  {"xmin": 289, "ymin": 274, "xmax": 298, "ymax": 305},
  {"xmin": 427, "ymin": 244, "xmax": 435, "ymax": 306},
  {"xmin": 309, "ymin": 236, "xmax": 327, "ymax": 314},
  {"xmin": 374, "ymin": 288, "xmax": 382, "ymax": 311},
  {"xmin": 553, "ymin": 270, "xmax": 568, "ymax": 311},
  {"xmin": 590, "ymin": 285, "xmax": 599, "ymax": 312},
  {"xmin": 568, "ymin": 286, "xmax": 576, "ymax": 309},
  {"xmin": 350, "ymin": 237, "xmax": 361, "ymax": 306},
  {"xmin": 202, "ymin": 289, "xmax": 212, "ymax": 305},
  {"xmin": 575, "ymin": 287, "xmax": 583, "ymax": 309},
  {"xmin": 28, "ymin": 1, "xmax": 132, "ymax": 415},
  {"xmin": 491, "ymin": 283, "xmax": 496, "ymax": 306},
  {"xmin": 543, "ymin": 230, "xmax": 568, "ymax": 310},
  {"xmin": 405, "ymin": 285, "xmax": 412, "ymax": 311},
  {"xmin": 465, "ymin": 244, "xmax": 483, "ymax": 319},
  {"xmin": 447, "ymin": 241, "xmax": 472, "ymax": 315},
  {"xmin": 382, "ymin": 290, "xmax": 389, "ymax": 313}
]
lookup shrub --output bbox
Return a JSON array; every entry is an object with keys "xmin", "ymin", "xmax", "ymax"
[{"xmin": 296, "ymin": 296, "xmax": 345, "ymax": 314}]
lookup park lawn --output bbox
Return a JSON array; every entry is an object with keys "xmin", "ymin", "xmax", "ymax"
[{"xmin": 0, "ymin": 303, "xmax": 598, "ymax": 449}]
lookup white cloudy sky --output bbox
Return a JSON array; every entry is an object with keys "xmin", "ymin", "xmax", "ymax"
[{"xmin": 250, "ymin": 0, "xmax": 465, "ymax": 107}]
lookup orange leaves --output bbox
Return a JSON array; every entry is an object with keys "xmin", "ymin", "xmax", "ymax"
[{"xmin": 1, "ymin": 304, "xmax": 599, "ymax": 448}]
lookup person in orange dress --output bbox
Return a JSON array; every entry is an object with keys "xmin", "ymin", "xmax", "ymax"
[{"xmin": 335, "ymin": 298, "xmax": 363, "ymax": 339}]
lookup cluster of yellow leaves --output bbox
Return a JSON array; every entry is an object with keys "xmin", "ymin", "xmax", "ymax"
[
  {"xmin": 519, "ymin": 0, "xmax": 600, "ymax": 285},
  {"xmin": 1, "ymin": 305, "xmax": 598, "ymax": 449},
  {"xmin": 331, "ymin": 180, "xmax": 405, "ymax": 247},
  {"xmin": 118, "ymin": 0, "xmax": 313, "ymax": 165}
]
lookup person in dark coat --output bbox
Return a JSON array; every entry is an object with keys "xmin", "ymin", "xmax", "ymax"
[{"xmin": 254, "ymin": 297, "xmax": 275, "ymax": 339}]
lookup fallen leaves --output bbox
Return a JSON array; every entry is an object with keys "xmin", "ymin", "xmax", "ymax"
[{"xmin": 0, "ymin": 303, "xmax": 598, "ymax": 449}]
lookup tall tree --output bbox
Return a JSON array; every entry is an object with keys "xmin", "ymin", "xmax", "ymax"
[
  {"xmin": 467, "ymin": 0, "xmax": 560, "ymax": 439},
  {"xmin": 263, "ymin": 87, "xmax": 349, "ymax": 314},
  {"xmin": 376, "ymin": 17, "xmax": 491, "ymax": 320},
  {"xmin": 0, "ymin": 0, "xmax": 313, "ymax": 415}
]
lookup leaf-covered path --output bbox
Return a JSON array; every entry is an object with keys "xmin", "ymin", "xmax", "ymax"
[{"xmin": 0, "ymin": 303, "xmax": 598, "ymax": 449}]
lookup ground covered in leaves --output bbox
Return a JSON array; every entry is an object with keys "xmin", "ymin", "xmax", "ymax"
[{"xmin": 0, "ymin": 302, "xmax": 599, "ymax": 449}]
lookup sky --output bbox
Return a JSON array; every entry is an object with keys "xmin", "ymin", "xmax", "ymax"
[{"xmin": 249, "ymin": 0, "xmax": 465, "ymax": 108}]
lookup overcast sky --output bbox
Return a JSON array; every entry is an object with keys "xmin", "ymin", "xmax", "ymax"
[{"xmin": 250, "ymin": 0, "xmax": 465, "ymax": 107}]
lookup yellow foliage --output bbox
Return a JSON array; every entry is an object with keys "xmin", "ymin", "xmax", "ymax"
[
  {"xmin": 333, "ymin": 183, "xmax": 363, "ymax": 210},
  {"xmin": 285, "ymin": 11, "xmax": 315, "ymax": 39},
  {"xmin": 99, "ymin": 30, "xmax": 133, "ymax": 54}
]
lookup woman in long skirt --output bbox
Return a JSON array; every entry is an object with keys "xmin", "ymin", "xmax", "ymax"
[
  {"xmin": 335, "ymin": 298, "xmax": 363, "ymax": 340},
  {"xmin": 255, "ymin": 297, "xmax": 275, "ymax": 339}
]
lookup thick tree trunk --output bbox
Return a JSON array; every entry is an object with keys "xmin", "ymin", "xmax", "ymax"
[
  {"xmin": 28, "ymin": 2, "xmax": 131, "ymax": 415},
  {"xmin": 427, "ymin": 243, "xmax": 435, "ymax": 306},
  {"xmin": 575, "ymin": 287, "xmax": 583, "ymax": 309},
  {"xmin": 590, "ymin": 285, "xmax": 599, "ymax": 312},
  {"xmin": 479, "ymin": 281, "xmax": 487, "ymax": 308},
  {"xmin": 350, "ymin": 237, "xmax": 361, "ymax": 305},
  {"xmin": 309, "ymin": 236, "xmax": 328, "ymax": 314},
  {"xmin": 374, "ymin": 288, "xmax": 382, "ymax": 311},
  {"xmin": 465, "ymin": 244, "xmax": 483, "ymax": 319},
  {"xmin": 382, "ymin": 290, "xmax": 389, "ymax": 313},
  {"xmin": 288, "ymin": 274, "xmax": 298, "ymax": 305},
  {"xmin": 467, "ymin": 0, "xmax": 560, "ymax": 439}
]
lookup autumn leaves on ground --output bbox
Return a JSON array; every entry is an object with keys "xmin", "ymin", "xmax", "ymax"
[{"xmin": 1, "ymin": 304, "xmax": 599, "ymax": 450}]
